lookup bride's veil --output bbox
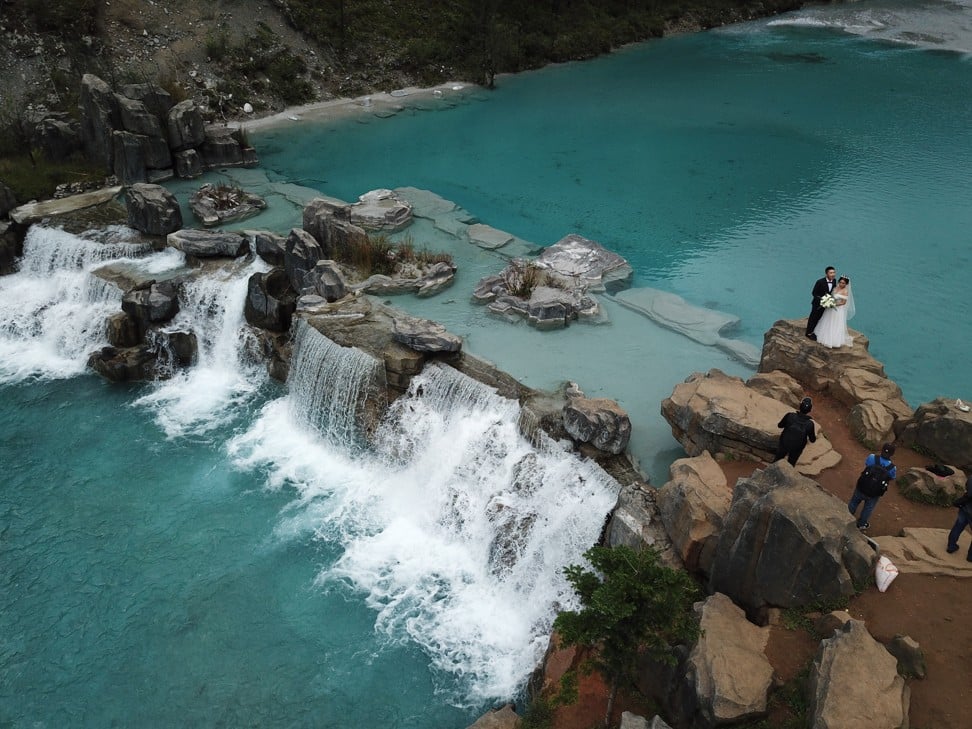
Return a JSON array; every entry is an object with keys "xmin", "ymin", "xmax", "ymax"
[{"xmin": 844, "ymin": 284, "xmax": 856, "ymax": 320}]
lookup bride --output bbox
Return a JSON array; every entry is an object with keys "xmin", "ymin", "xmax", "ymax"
[{"xmin": 813, "ymin": 275, "xmax": 855, "ymax": 348}]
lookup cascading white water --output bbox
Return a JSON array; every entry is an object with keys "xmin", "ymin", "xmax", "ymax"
[
  {"xmin": 286, "ymin": 319, "xmax": 385, "ymax": 447},
  {"xmin": 228, "ymin": 358, "xmax": 620, "ymax": 706},
  {"xmin": 133, "ymin": 257, "xmax": 271, "ymax": 438},
  {"xmin": 0, "ymin": 225, "xmax": 142, "ymax": 381}
]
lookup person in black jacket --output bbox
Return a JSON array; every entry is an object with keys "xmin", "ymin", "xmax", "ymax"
[
  {"xmin": 946, "ymin": 473, "xmax": 972, "ymax": 561},
  {"xmin": 774, "ymin": 397, "xmax": 816, "ymax": 466},
  {"xmin": 806, "ymin": 266, "xmax": 837, "ymax": 340}
]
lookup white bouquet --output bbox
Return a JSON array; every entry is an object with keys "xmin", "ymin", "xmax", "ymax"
[{"xmin": 820, "ymin": 294, "xmax": 837, "ymax": 309}]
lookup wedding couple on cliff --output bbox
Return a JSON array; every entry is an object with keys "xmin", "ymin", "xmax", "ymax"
[{"xmin": 805, "ymin": 266, "xmax": 855, "ymax": 348}]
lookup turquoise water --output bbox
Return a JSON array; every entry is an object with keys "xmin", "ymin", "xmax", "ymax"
[{"xmin": 4, "ymin": 3, "xmax": 972, "ymax": 727}]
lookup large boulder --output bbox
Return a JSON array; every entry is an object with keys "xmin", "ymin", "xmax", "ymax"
[
  {"xmin": 117, "ymin": 83, "xmax": 174, "ymax": 121},
  {"xmin": 350, "ymin": 188, "xmax": 413, "ymax": 231},
  {"xmin": 660, "ymin": 369, "xmax": 841, "ymax": 475},
  {"xmin": 198, "ymin": 126, "xmax": 250, "ymax": 168},
  {"xmin": 166, "ymin": 100, "xmax": 206, "ymax": 152},
  {"xmin": 284, "ymin": 227, "xmax": 326, "ymax": 292},
  {"xmin": 563, "ymin": 392, "xmax": 631, "ymax": 455},
  {"xmin": 188, "ymin": 183, "xmax": 266, "ymax": 227},
  {"xmin": 174, "ymin": 149, "xmax": 203, "ymax": 179},
  {"xmin": 535, "ymin": 232, "xmax": 633, "ymax": 292},
  {"xmin": 112, "ymin": 130, "xmax": 147, "ymax": 184},
  {"xmin": 244, "ymin": 269, "xmax": 296, "ymax": 332},
  {"xmin": 302, "ymin": 196, "xmax": 369, "ymax": 260},
  {"xmin": 708, "ymin": 462, "xmax": 876, "ymax": 616},
  {"xmin": 605, "ymin": 481, "xmax": 680, "ymax": 567},
  {"xmin": 167, "ymin": 229, "xmax": 250, "ymax": 258},
  {"xmin": 121, "ymin": 281, "xmax": 180, "ymax": 334},
  {"xmin": 305, "ymin": 260, "xmax": 348, "ymax": 302},
  {"xmin": 759, "ymin": 319, "xmax": 913, "ymax": 422},
  {"xmin": 808, "ymin": 620, "xmax": 910, "ymax": 729},
  {"xmin": 681, "ymin": 593, "xmax": 774, "ymax": 727},
  {"xmin": 656, "ymin": 451, "xmax": 731, "ymax": 577},
  {"xmin": 116, "ymin": 95, "xmax": 165, "ymax": 139},
  {"xmin": 79, "ymin": 73, "xmax": 120, "ymax": 171},
  {"xmin": 473, "ymin": 262, "xmax": 601, "ymax": 330},
  {"xmin": 126, "ymin": 183, "xmax": 183, "ymax": 236},
  {"xmin": 391, "ymin": 314, "xmax": 462, "ymax": 353},
  {"xmin": 251, "ymin": 230, "xmax": 287, "ymax": 266},
  {"xmin": 895, "ymin": 465, "xmax": 966, "ymax": 507},
  {"xmin": 847, "ymin": 400, "xmax": 896, "ymax": 450},
  {"xmin": 745, "ymin": 370, "xmax": 805, "ymax": 409},
  {"xmin": 898, "ymin": 398, "xmax": 972, "ymax": 471},
  {"xmin": 88, "ymin": 345, "xmax": 158, "ymax": 381}
]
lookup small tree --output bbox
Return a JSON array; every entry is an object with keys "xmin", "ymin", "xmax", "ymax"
[{"xmin": 553, "ymin": 544, "xmax": 701, "ymax": 728}]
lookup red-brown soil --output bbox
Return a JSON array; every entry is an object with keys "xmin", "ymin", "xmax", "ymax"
[{"xmin": 546, "ymin": 392, "xmax": 971, "ymax": 729}]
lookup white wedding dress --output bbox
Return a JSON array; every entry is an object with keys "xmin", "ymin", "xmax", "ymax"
[{"xmin": 814, "ymin": 293, "xmax": 853, "ymax": 348}]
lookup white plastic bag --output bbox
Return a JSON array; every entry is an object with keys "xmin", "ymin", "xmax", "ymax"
[{"xmin": 875, "ymin": 555, "xmax": 899, "ymax": 593}]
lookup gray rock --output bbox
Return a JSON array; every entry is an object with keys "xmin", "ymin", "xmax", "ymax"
[
  {"xmin": 536, "ymin": 232, "xmax": 633, "ymax": 292},
  {"xmin": 112, "ymin": 130, "xmax": 147, "ymax": 184},
  {"xmin": 284, "ymin": 227, "xmax": 325, "ymax": 292},
  {"xmin": 392, "ymin": 314, "xmax": 462, "ymax": 353},
  {"xmin": 808, "ymin": 620, "xmax": 910, "ymax": 729},
  {"xmin": 848, "ymin": 400, "xmax": 896, "ymax": 449},
  {"xmin": 106, "ymin": 312, "xmax": 140, "ymax": 347},
  {"xmin": 656, "ymin": 451, "xmax": 731, "ymax": 577},
  {"xmin": 117, "ymin": 83, "xmax": 174, "ymax": 121},
  {"xmin": 174, "ymin": 149, "xmax": 203, "ymax": 179},
  {"xmin": 251, "ymin": 230, "xmax": 286, "ymax": 266},
  {"xmin": 708, "ymin": 462, "xmax": 877, "ymax": 615},
  {"xmin": 350, "ymin": 188, "xmax": 413, "ymax": 231},
  {"xmin": 88, "ymin": 344, "xmax": 158, "ymax": 382},
  {"xmin": 167, "ymin": 229, "xmax": 250, "ymax": 258},
  {"xmin": 188, "ymin": 183, "xmax": 266, "ymax": 227},
  {"xmin": 167, "ymin": 100, "xmax": 206, "ymax": 152},
  {"xmin": 896, "ymin": 465, "xmax": 966, "ymax": 507},
  {"xmin": 121, "ymin": 281, "xmax": 180, "ymax": 331},
  {"xmin": 79, "ymin": 73, "xmax": 120, "ymax": 172},
  {"xmin": 684, "ymin": 593, "xmax": 773, "ymax": 726},
  {"xmin": 199, "ymin": 126, "xmax": 250, "ymax": 168},
  {"xmin": 898, "ymin": 398, "xmax": 972, "ymax": 471},
  {"xmin": 243, "ymin": 269, "xmax": 296, "ymax": 332},
  {"xmin": 302, "ymin": 196, "xmax": 368, "ymax": 260},
  {"xmin": 9, "ymin": 186, "xmax": 124, "ymax": 226},
  {"xmin": 154, "ymin": 329, "xmax": 197, "ymax": 370},
  {"xmin": 606, "ymin": 481, "xmax": 681, "ymax": 568},
  {"xmin": 563, "ymin": 394, "xmax": 631, "ymax": 454},
  {"xmin": 307, "ymin": 260, "xmax": 348, "ymax": 301},
  {"xmin": 116, "ymin": 95, "xmax": 165, "ymax": 138},
  {"xmin": 126, "ymin": 183, "xmax": 183, "ymax": 236}
]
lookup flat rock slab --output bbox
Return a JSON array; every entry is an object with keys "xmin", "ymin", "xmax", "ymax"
[
  {"xmin": 468, "ymin": 223, "xmax": 514, "ymax": 249},
  {"xmin": 874, "ymin": 527, "xmax": 972, "ymax": 578},
  {"xmin": 10, "ymin": 186, "xmax": 124, "ymax": 225},
  {"xmin": 616, "ymin": 287, "xmax": 761, "ymax": 366}
]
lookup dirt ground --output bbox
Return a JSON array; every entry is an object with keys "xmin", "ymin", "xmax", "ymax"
[{"xmin": 547, "ymin": 392, "xmax": 971, "ymax": 729}]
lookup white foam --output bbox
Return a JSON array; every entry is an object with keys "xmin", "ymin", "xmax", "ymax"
[{"xmin": 229, "ymin": 362, "xmax": 619, "ymax": 706}]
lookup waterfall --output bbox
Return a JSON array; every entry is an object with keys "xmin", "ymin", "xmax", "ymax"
[
  {"xmin": 286, "ymin": 319, "xmax": 385, "ymax": 448},
  {"xmin": 133, "ymin": 258, "xmax": 270, "ymax": 438},
  {"xmin": 228, "ymin": 358, "xmax": 620, "ymax": 706},
  {"xmin": 0, "ymin": 226, "xmax": 130, "ymax": 381}
]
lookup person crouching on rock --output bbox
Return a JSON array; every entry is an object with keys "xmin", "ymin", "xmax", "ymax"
[{"xmin": 774, "ymin": 397, "xmax": 816, "ymax": 467}]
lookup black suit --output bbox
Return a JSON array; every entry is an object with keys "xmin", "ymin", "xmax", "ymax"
[{"xmin": 806, "ymin": 276, "xmax": 837, "ymax": 336}]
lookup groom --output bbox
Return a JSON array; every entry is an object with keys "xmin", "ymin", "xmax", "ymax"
[{"xmin": 806, "ymin": 266, "xmax": 837, "ymax": 340}]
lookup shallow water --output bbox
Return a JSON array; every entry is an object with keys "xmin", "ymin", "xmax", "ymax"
[{"xmin": 4, "ymin": 2, "xmax": 972, "ymax": 726}]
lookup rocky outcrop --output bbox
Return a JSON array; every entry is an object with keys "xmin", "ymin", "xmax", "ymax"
[
  {"xmin": 167, "ymin": 99, "xmax": 206, "ymax": 152},
  {"xmin": 126, "ymin": 183, "xmax": 183, "ymax": 236},
  {"xmin": 354, "ymin": 260, "xmax": 457, "ymax": 298},
  {"xmin": 563, "ymin": 390, "xmax": 631, "ymax": 455},
  {"xmin": 708, "ymin": 463, "xmax": 876, "ymax": 616},
  {"xmin": 680, "ymin": 593, "xmax": 773, "ymax": 727},
  {"xmin": 88, "ymin": 344, "xmax": 159, "ymax": 381},
  {"xmin": 283, "ymin": 227, "xmax": 326, "ymax": 292},
  {"xmin": 605, "ymin": 481, "xmax": 680, "ymax": 567},
  {"xmin": 198, "ymin": 126, "xmax": 258, "ymax": 169},
  {"xmin": 873, "ymin": 527, "xmax": 972, "ymax": 577},
  {"xmin": 79, "ymin": 74, "xmax": 121, "ymax": 172},
  {"xmin": 167, "ymin": 229, "xmax": 250, "ymax": 258},
  {"xmin": 0, "ymin": 221, "xmax": 22, "ymax": 276},
  {"xmin": 188, "ymin": 183, "xmax": 266, "ymax": 227},
  {"xmin": 808, "ymin": 620, "xmax": 910, "ymax": 729},
  {"xmin": 349, "ymin": 188, "xmax": 413, "ymax": 231},
  {"xmin": 9, "ymin": 186, "xmax": 124, "ymax": 227},
  {"xmin": 847, "ymin": 400, "xmax": 896, "ymax": 450},
  {"xmin": 896, "ymin": 465, "xmax": 966, "ymax": 506},
  {"xmin": 244, "ymin": 269, "xmax": 297, "ymax": 332},
  {"xmin": 473, "ymin": 263, "xmax": 601, "ymax": 330},
  {"xmin": 898, "ymin": 398, "xmax": 972, "ymax": 471},
  {"xmin": 121, "ymin": 280, "xmax": 180, "ymax": 335},
  {"xmin": 465, "ymin": 704, "xmax": 519, "ymax": 729},
  {"xmin": 302, "ymin": 196, "xmax": 369, "ymax": 260},
  {"xmin": 535, "ymin": 233, "xmax": 633, "ymax": 292},
  {"xmin": 759, "ymin": 319, "xmax": 913, "ymax": 426},
  {"xmin": 660, "ymin": 369, "xmax": 840, "ymax": 475},
  {"xmin": 886, "ymin": 634, "xmax": 926, "ymax": 679},
  {"xmin": 392, "ymin": 314, "xmax": 462, "ymax": 353},
  {"xmin": 656, "ymin": 452, "xmax": 731, "ymax": 577},
  {"xmin": 304, "ymin": 260, "xmax": 348, "ymax": 302},
  {"xmin": 745, "ymin": 370, "xmax": 805, "ymax": 409},
  {"xmin": 251, "ymin": 230, "xmax": 286, "ymax": 266}
]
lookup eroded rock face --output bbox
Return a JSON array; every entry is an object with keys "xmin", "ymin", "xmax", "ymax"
[
  {"xmin": 683, "ymin": 593, "xmax": 773, "ymax": 727},
  {"xmin": 605, "ymin": 481, "xmax": 680, "ymax": 567},
  {"xmin": 284, "ymin": 227, "xmax": 325, "ymax": 292},
  {"xmin": 79, "ymin": 74, "xmax": 121, "ymax": 172},
  {"xmin": 350, "ymin": 188, "xmax": 413, "ymax": 231},
  {"xmin": 898, "ymin": 398, "xmax": 972, "ymax": 471},
  {"xmin": 896, "ymin": 465, "xmax": 966, "ymax": 507},
  {"xmin": 745, "ymin": 370, "xmax": 805, "ymax": 410},
  {"xmin": 167, "ymin": 229, "xmax": 249, "ymax": 258},
  {"xmin": 535, "ymin": 233, "xmax": 633, "ymax": 292},
  {"xmin": 759, "ymin": 319, "xmax": 913, "ymax": 422},
  {"xmin": 302, "ymin": 196, "xmax": 369, "ymax": 260},
  {"xmin": 244, "ymin": 269, "xmax": 296, "ymax": 332},
  {"xmin": 251, "ymin": 230, "xmax": 286, "ymax": 266},
  {"xmin": 563, "ymin": 394, "xmax": 631, "ymax": 455},
  {"xmin": 167, "ymin": 100, "xmax": 206, "ymax": 152},
  {"xmin": 848, "ymin": 400, "xmax": 896, "ymax": 449},
  {"xmin": 708, "ymin": 462, "xmax": 876, "ymax": 615},
  {"xmin": 656, "ymin": 451, "xmax": 731, "ymax": 577},
  {"xmin": 121, "ymin": 281, "xmax": 180, "ymax": 333},
  {"xmin": 808, "ymin": 620, "xmax": 910, "ymax": 729},
  {"xmin": 660, "ymin": 369, "xmax": 840, "ymax": 475},
  {"xmin": 126, "ymin": 183, "xmax": 183, "ymax": 236}
]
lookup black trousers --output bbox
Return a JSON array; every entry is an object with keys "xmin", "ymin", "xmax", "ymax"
[{"xmin": 806, "ymin": 303, "xmax": 825, "ymax": 336}]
